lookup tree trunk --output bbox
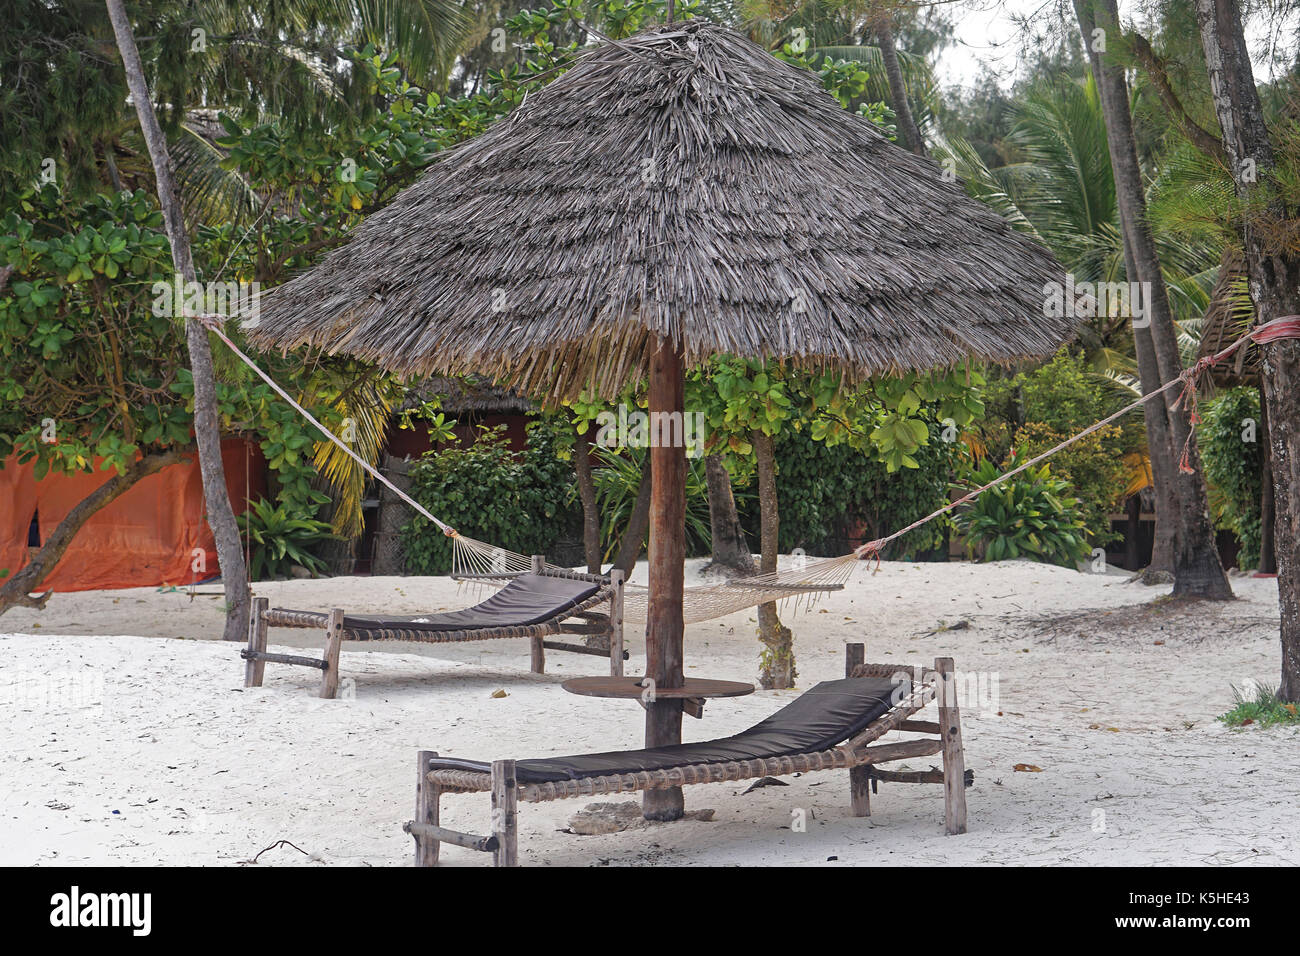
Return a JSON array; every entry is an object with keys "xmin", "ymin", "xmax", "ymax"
[
  {"xmin": 704, "ymin": 454, "xmax": 755, "ymax": 577},
  {"xmin": 106, "ymin": 0, "xmax": 251, "ymax": 642},
  {"xmin": 1197, "ymin": 0, "xmax": 1300, "ymax": 698},
  {"xmin": 0, "ymin": 451, "xmax": 185, "ymax": 616},
  {"xmin": 643, "ymin": 338, "xmax": 686, "ymax": 821},
  {"xmin": 613, "ymin": 461, "xmax": 652, "ymax": 577},
  {"xmin": 752, "ymin": 430, "xmax": 795, "ymax": 689},
  {"xmin": 872, "ymin": 9, "xmax": 926, "ymax": 156},
  {"xmin": 1123, "ymin": 238, "xmax": 1177, "ymax": 575},
  {"xmin": 1257, "ymin": 386, "xmax": 1276, "ymax": 574},
  {"xmin": 1076, "ymin": 0, "xmax": 1232, "ymax": 600},
  {"xmin": 572, "ymin": 426, "xmax": 602, "ymax": 574}
]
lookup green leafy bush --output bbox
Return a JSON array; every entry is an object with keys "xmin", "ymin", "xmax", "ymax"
[
  {"xmin": 976, "ymin": 350, "xmax": 1137, "ymax": 546},
  {"xmin": 773, "ymin": 420, "xmax": 958, "ymax": 558},
  {"xmin": 402, "ymin": 421, "xmax": 579, "ymax": 574},
  {"xmin": 236, "ymin": 498, "xmax": 336, "ymax": 580},
  {"xmin": 955, "ymin": 456, "xmax": 1090, "ymax": 567},
  {"xmin": 1199, "ymin": 388, "xmax": 1263, "ymax": 568},
  {"xmin": 592, "ymin": 446, "xmax": 715, "ymax": 560},
  {"xmin": 1014, "ymin": 422, "xmax": 1126, "ymax": 547}
]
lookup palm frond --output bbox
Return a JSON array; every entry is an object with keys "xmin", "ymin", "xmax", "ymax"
[{"xmin": 309, "ymin": 374, "xmax": 401, "ymax": 537}]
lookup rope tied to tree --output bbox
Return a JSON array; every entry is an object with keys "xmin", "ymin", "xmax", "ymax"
[{"xmin": 855, "ymin": 315, "xmax": 1300, "ymax": 563}]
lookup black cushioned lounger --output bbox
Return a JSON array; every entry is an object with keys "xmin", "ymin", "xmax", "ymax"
[
  {"xmin": 428, "ymin": 675, "xmax": 902, "ymax": 783},
  {"xmin": 243, "ymin": 567, "xmax": 627, "ymax": 697},
  {"xmin": 342, "ymin": 574, "xmax": 600, "ymax": 633},
  {"xmin": 407, "ymin": 648, "xmax": 972, "ymax": 865}
]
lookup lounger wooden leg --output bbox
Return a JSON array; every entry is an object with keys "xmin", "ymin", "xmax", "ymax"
[
  {"xmin": 244, "ymin": 596, "xmax": 269, "ymax": 688},
  {"xmin": 414, "ymin": 750, "xmax": 441, "ymax": 866},
  {"xmin": 935, "ymin": 657, "xmax": 968, "ymax": 835},
  {"xmin": 319, "ymin": 608, "xmax": 344, "ymax": 699},
  {"xmin": 845, "ymin": 642, "xmax": 870, "ymax": 816},
  {"xmin": 609, "ymin": 569, "xmax": 625, "ymax": 678},
  {"xmin": 529, "ymin": 556, "xmax": 547, "ymax": 674},
  {"xmin": 491, "ymin": 759, "xmax": 519, "ymax": 867}
]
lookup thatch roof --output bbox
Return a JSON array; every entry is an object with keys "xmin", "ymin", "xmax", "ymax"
[
  {"xmin": 1196, "ymin": 251, "xmax": 1258, "ymax": 387},
  {"xmin": 249, "ymin": 20, "xmax": 1076, "ymax": 399},
  {"xmin": 401, "ymin": 376, "xmax": 534, "ymax": 415}
]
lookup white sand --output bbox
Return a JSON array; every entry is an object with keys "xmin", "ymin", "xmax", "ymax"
[{"xmin": 1, "ymin": 559, "xmax": 1295, "ymax": 867}]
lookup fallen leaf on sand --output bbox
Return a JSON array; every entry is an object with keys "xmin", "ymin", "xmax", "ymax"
[
  {"xmin": 1013, "ymin": 764, "xmax": 1043, "ymax": 773},
  {"xmin": 490, "ymin": 689, "xmax": 508, "ymax": 699}
]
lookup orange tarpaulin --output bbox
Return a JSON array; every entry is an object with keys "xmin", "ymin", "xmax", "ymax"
[{"xmin": 0, "ymin": 439, "xmax": 262, "ymax": 592}]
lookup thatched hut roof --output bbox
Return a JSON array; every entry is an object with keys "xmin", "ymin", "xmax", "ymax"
[
  {"xmin": 401, "ymin": 376, "xmax": 534, "ymax": 415},
  {"xmin": 249, "ymin": 20, "xmax": 1075, "ymax": 399},
  {"xmin": 1196, "ymin": 251, "xmax": 1258, "ymax": 387}
]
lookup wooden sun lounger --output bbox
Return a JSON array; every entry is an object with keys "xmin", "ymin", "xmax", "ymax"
[
  {"xmin": 242, "ymin": 560, "xmax": 626, "ymax": 698},
  {"xmin": 404, "ymin": 643, "xmax": 971, "ymax": 866}
]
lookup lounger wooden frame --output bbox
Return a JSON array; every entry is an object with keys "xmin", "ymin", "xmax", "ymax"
[
  {"xmin": 405, "ymin": 643, "xmax": 971, "ymax": 866},
  {"xmin": 242, "ymin": 559, "xmax": 626, "ymax": 699}
]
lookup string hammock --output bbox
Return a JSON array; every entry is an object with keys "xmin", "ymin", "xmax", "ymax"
[{"xmin": 202, "ymin": 315, "xmax": 1300, "ymax": 626}]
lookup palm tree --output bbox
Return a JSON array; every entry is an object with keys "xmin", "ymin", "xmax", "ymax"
[{"xmin": 2, "ymin": 0, "xmax": 470, "ymax": 208}]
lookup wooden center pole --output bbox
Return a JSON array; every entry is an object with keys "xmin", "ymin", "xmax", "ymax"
[{"xmin": 642, "ymin": 335, "xmax": 686, "ymax": 821}]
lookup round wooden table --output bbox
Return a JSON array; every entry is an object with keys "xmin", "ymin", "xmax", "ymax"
[{"xmin": 561, "ymin": 675, "xmax": 753, "ymax": 718}]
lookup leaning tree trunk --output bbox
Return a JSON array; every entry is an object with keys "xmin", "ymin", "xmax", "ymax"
[
  {"xmin": 872, "ymin": 8, "xmax": 926, "ymax": 157},
  {"xmin": 1197, "ymin": 0, "xmax": 1300, "ymax": 699},
  {"xmin": 613, "ymin": 461, "xmax": 652, "ymax": 577},
  {"xmin": 752, "ymin": 430, "xmax": 794, "ymax": 689},
  {"xmin": 106, "ymin": 0, "xmax": 251, "ymax": 642},
  {"xmin": 1076, "ymin": 0, "xmax": 1232, "ymax": 600},
  {"xmin": 572, "ymin": 426, "xmax": 602, "ymax": 574},
  {"xmin": 704, "ymin": 454, "xmax": 755, "ymax": 577},
  {"xmin": 0, "ymin": 451, "xmax": 185, "ymax": 616}
]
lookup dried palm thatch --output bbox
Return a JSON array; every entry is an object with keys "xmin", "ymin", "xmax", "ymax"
[
  {"xmin": 1196, "ymin": 250, "xmax": 1259, "ymax": 387},
  {"xmin": 248, "ymin": 19, "xmax": 1076, "ymax": 398}
]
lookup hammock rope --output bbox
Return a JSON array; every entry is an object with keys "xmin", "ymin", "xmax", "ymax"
[{"xmin": 200, "ymin": 314, "xmax": 1300, "ymax": 625}]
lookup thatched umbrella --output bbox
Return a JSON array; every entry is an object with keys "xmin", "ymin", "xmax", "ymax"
[{"xmin": 249, "ymin": 19, "xmax": 1076, "ymax": 820}]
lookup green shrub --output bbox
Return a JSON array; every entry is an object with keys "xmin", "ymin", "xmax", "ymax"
[
  {"xmin": 1014, "ymin": 422, "xmax": 1126, "ymax": 547},
  {"xmin": 772, "ymin": 417, "xmax": 958, "ymax": 559},
  {"xmin": 1218, "ymin": 682, "xmax": 1300, "ymax": 728},
  {"xmin": 1199, "ymin": 388, "xmax": 1263, "ymax": 568},
  {"xmin": 401, "ymin": 421, "xmax": 580, "ymax": 574},
  {"xmin": 592, "ymin": 445, "xmax": 716, "ymax": 560},
  {"xmin": 236, "ymin": 498, "xmax": 337, "ymax": 580},
  {"xmin": 976, "ymin": 350, "xmax": 1137, "ymax": 548},
  {"xmin": 955, "ymin": 455, "xmax": 1090, "ymax": 567}
]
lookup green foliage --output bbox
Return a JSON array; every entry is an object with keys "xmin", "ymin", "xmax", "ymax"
[
  {"xmin": 592, "ymin": 446, "xmax": 716, "ymax": 560},
  {"xmin": 1015, "ymin": 423, "xmax": 1126, "ymax": 548},
  {"xmin": 955, "ymin": 456, "xmax": 1090, "ymax": 567},
  {"xmin": 0, "ymin": 186, "xmax": 350, "ymax": 535},
  {"xmin": 977, "ymin": 350, "xmax": 1136, "ymax": 545},
  {"xmin": 1199, "ymin": 388, "xmax": 1263, "ymax": 568},
  {"xmin": 773, "ymin": 419, "xmax": 957, "ymax": 558},
  {"xmin": 0, "ymin": 187, "xmax": 184, "ymax": 477},
  {"xmin": 689, "ymin": 356, "xmax": 984, "ymax": 474},
  {"xmin": 401, "ymin": 421, "xmax": 579, "ymax": 574},
  {"xmin": 236, "ymin": 498, "xmax": 337, "ymax": 581},
  {"xmin": 1218, "ymin": 683, "xmax": 1300, "ymax": 728}
]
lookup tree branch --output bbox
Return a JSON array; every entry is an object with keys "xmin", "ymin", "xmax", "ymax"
[{"xmin": 1128, "ymin": 31, "xmax": 1229, "ymax": 165}]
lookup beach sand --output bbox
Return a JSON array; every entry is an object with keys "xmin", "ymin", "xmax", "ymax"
[{"xmin": 2, "ymin": 559, "xmax": 1294, "ymax": 866}]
